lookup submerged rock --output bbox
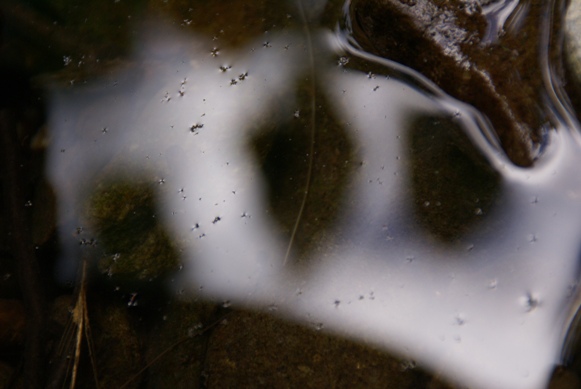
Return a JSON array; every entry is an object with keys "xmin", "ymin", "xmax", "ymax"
[
  {"xmin": 350, "ymin": 0, "xmax": 561, "ymax": 166},
  {"xmin": 205, "ymin": 309, "xmax": 456, "ymax": 389}
]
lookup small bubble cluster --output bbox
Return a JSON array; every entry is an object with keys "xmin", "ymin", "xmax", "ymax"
[
  {"xmin": 400, "ymin": 360, "xmax": 417, "ymax": 371},
  {"xmin": 190, "ymin": 123, "xmax": 204, "ymax": 134},
  {"xmin": 79, "ymin": 238, "xmax": 97, "ymax": 246},
  {"xmin": 229, "ymin": 72, "xmax": 249, "ymax": 86},
  {"xmin": 161, "ymin": 91, "xmax": 171, "ymax": 103},
  {"xmin": 178, "ymin": 78, "xmax": 187, "ymax": 97}
]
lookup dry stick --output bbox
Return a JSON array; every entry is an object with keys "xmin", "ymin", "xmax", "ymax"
[
  {"xmin": 70, "ymin": 300, "xmax": 83, "ymax": 389},
  {"xmin": 46, "ymin": 257, "xmax": 99, "ymax": 389},
  {"xmin": 68, "ymin": 258, "xmax": 100, "ymax": 389},
  {"xmin": 119, "ymin": 312, "xmax": 231, "ymax": 389},
  {"xmin": 83, "ymin": 293, "xmax": 100, "ymax": 389},
  {"xmin": 283, "ymin": 0, "xmax": 317, "ymax": 266},
  {"xmin": 0, "ymin": 109, "xmax": 47, "ymax": 388}
]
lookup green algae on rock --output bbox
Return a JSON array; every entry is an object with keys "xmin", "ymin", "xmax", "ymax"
[{"xmin": 85, "ymin": 180, "xmax": 179, "ymax": 282}]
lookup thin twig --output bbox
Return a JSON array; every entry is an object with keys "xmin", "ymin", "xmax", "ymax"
[{"xmin": 283, "ymin": 0, "xmax": 317, "ymax": 266}]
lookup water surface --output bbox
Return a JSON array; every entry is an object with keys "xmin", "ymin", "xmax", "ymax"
[{"xmin": 39, "ymin": 0, "xmax": 581, "ymax": 388}]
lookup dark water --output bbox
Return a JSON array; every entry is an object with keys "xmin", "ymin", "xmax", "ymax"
[{"xmin": 3, "ymin": 0, "xmax": 581, "ymax": 388}]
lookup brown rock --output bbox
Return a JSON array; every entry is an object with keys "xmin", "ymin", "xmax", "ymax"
[
  {"xmin": 350, "ymin": 0, "xmax": 562, "ymax": 166},
  {"xmin": 205, "ymin": 310, "xmax": 457, "ymax": 388}
]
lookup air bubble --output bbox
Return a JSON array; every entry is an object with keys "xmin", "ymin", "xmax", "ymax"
[
  {"xmin": 400, "ymin": 360, "xmax": 417, "ymax": 371},
  {"xmin": 188, "ymin": 323, "xmax": 203, "ymax": 337},
  {"xmin": 521, "ymin": 292, "xmax": 540, "ymax": 312},
  {"xmin": 338, "ymin": 56, "xmax": 350, "ymax": 66},
  {"xmin": 454, "ymin": 314, "xmax": 466, "ymax": 326}
]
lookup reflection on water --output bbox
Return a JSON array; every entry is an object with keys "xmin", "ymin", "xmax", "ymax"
[{"xmin": 44, "ymin": 1, "xmax": 581, "ymax": 388}]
